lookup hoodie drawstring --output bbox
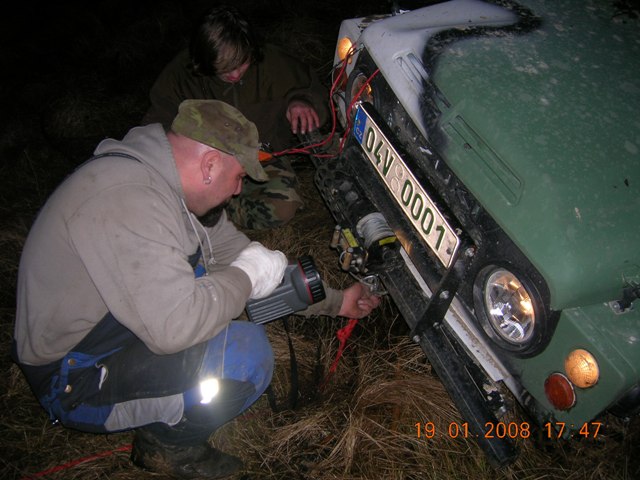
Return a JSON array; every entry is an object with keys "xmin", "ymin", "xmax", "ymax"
[{"xmin": 181, "ymin": 199, "xmax": 216, "ymax": 273}]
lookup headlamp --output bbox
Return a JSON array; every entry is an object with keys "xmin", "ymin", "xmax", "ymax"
[{"xmin": 480, "ymin": 267, "xmax": 536, "ymax": 345}]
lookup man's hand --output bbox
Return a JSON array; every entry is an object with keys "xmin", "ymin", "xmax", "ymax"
[
  {"xmin": 338, "ymin": 282, "xmax": 381, "ymax": 319},
  {"xmin": 286, "ymin": 100, "xmax": 320, "ymax": 135}
]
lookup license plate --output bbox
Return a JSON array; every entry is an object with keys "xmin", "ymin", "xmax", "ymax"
[{"xmin": 353, "ymin": 106, "xmax": 460, "ymax": 268}]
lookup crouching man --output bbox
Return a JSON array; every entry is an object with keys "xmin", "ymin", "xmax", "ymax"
[{"xmin": 12, "ymin": 100, "xmax": 380, "ymax": 479}]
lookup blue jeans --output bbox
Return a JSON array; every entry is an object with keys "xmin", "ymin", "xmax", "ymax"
[{"xmin": 17, "ymin": 317, "xmax": 273, "ymax": 436}]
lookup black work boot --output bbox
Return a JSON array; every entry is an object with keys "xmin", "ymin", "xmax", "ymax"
[{"xmin": 131, "ymin": 426, "xmax": 243, "ymax": 479}]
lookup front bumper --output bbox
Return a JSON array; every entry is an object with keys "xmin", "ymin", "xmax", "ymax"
[{"xmin": 311, "ymin": 111, "xmax": 523, "ymax": 466}]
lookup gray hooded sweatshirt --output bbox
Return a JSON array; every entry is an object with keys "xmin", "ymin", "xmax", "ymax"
[{"xmin": 15, "ymin": 124, "xmax": 341, "ymax": 366}]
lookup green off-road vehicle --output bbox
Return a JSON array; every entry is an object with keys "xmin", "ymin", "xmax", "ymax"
[{"xmin": 312, "ymin": 0, "xmax": 640, "ymax": 465}]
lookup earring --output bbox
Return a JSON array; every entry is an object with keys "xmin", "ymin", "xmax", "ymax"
[{"xmin": 203, "ymin": 176, "xmax": 212, "ymax": 185}]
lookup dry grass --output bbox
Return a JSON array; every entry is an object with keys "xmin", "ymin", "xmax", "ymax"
[{"xmin": 1, "ymin": 1, "xmax": 639, "ymax": 479}]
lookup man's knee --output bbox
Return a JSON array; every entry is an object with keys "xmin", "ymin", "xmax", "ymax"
[
  {"xmin": 265, "ymin": 198, "xmax": 303, "ymax": 226},
  {"xmin": 226, "ymin": 194, "xmax": 302, "ymax": 229},
  {"xmin": 227, "ymin": 158, "xmax": 302, "ymax": 229},
  {"xmin": 200, "ymin": 321, "xmax": 274, "ymax": 395}
]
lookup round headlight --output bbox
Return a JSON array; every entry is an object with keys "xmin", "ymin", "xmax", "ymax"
[
  {"xmin": 480, "ymin": 267, "xmax": 536, "ymax": 346},
  {"xmin": 474, "ymin": 261, "xmax": 556, "ymax": 357}
]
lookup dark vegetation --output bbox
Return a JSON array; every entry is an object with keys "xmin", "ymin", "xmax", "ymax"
[{"xmin": 1, "ymin": 1, "xmax": 638, "ymax": 478}]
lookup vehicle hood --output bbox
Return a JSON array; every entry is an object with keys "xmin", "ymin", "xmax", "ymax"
[{"xmin": 429, "ymin": 0, "xmax": 640, "ymax": 308}]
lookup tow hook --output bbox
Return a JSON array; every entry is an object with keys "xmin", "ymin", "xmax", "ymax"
[{"xmin": 358, "ymin": 273, "xmax": 388, "ymax": 296}]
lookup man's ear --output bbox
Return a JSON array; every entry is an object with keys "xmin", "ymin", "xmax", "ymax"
[{"xmin": 200, "ymin": 149, "xmax": 220, "ymax": 182}]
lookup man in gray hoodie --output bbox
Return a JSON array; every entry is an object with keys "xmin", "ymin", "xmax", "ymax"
[{"xmin": 13, "ymin": 100, "xmax": 379, "ymax": 478}]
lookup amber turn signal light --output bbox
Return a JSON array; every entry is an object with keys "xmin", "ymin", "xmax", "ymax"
[
  {"xmin": 337, "ymin": 37, "xmax": 354, "ymax": 62},
  {"xmin": 565, "ymin": 349, "xmax": 599, "ymax": 388}
]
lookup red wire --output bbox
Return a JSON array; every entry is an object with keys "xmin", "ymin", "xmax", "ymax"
[
  {"xmin": 336, "ymin": 68, "xmax": 380, "ymax": 154},
  {"xmin": 20, "ymin": 444, "xmax": 132, "ymax": 479},
  {"xmin": 270, "ymin": 49, "xmax": 351, "ymax": 158},
  {"xmin": 271, "ymin": 47, "xmax": 379, "ymax": 160},
  {"xmin": 320, "ymin": 318, "xmax": 359, "ymax": 390}
]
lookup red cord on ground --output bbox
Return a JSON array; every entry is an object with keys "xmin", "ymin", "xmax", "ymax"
[
  {"xmin": 320, "ymin": 318, "xmax": 359, "ymax": 390},
  {"xmin": 20, "ymin": 444, "xmax": 132, "ymax": 479}
]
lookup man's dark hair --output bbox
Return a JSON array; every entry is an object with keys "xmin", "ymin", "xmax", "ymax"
[{"xmin": 189, "ymin": 5, "xmax": 262, "ymax": 77}]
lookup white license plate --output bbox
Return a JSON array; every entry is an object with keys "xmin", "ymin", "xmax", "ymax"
[{"xmin": 353, "ymin": 106, "xmax": 460, "ymax": 268}]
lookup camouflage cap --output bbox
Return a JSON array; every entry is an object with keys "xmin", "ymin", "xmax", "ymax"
[{"xmin": 171, "ymin": 99, "xmax": 268, "ymax": 181}]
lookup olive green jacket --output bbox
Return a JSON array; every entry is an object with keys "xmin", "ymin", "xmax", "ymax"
[{"xmin": 143, "ymin": 44, "xmax": 329, "ymax": 151}]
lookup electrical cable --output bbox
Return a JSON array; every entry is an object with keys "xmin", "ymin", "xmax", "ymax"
[
  {"xmin": 268, "ymin": 46, "xmax": 353, "ymax": 158},
  {"xmin": 267, "ymin": 46, "xmax": 379, "ymax": 161},
  {"xmin": 319, "ymin": 318, "xmax": 359, "ymax": 390},
  {"xmin": 19, "ymin": 444, "xmax": 132, "ymax": 479}
]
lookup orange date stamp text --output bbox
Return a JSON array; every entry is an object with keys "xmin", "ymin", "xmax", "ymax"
[{"xmin": 414, "ymin": 421, "xmax": 602, "ymax": 440}]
